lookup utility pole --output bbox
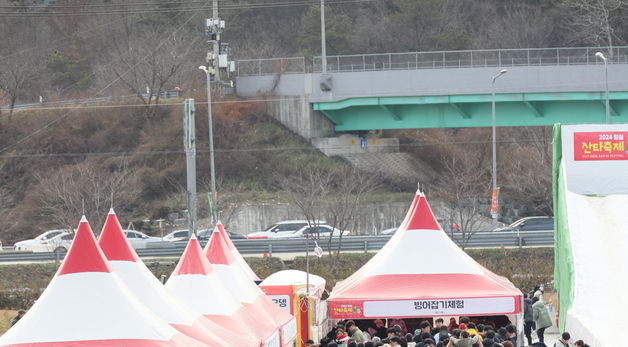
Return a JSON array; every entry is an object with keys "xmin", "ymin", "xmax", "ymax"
[
  {"xmin": 212, "ymin": 0, "xmax": 220, "ymax": 82},
  {"xmin": 183, "ymin": 99, "xmax": 197, "ymax": 238},
  {"xmin": 202, "ymin": 0, "xmax": 234, "ymax": 225},
  {"xmin": 320, "ymin": 0, "xmax": 327, "ymax": 74},
  {"xmin": 319, "ymin": 0, "xmax": 332, "ymax": 91}
]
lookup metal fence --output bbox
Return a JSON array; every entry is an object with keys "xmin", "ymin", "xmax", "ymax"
[
  {"xmin": 235, "ymin": 47, "xmax": 628, "ymax": 76},
  {"xmin": 235, "ymin": 57, "xmax": 306, "ymax": 76},
  {"xmin": 312, "ymin": 47, "xmax": 628, "ymax": 73},
  {"xmin": 0, "ymin": 231, "xmax": 553, "ymax": 263}
]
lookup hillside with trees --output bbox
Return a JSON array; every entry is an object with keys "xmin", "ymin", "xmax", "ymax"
[{"xmin": 0, "ymin": 0, "xmax": 622, "ymax": 242}]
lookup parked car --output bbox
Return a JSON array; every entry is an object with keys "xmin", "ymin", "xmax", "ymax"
[
  {"xmin": 379, "ymin": 218, "xmax": 454, "ymax": 235},
  {"xmin": 493, "ymin": 216, "xmax": 554, "ymax": 232},
  {"xmin": 380, "ymin": 227, "xmax": 397, "ymax": 235},
  {"xmin": 163, "ymin": 229, "xmax": 246, "ymax": 242},
  {"xmin": 299, "ymin": 225, "xmax": 350, "ymax": 238},
  {"xmin": 197, "ymin": 229, "xmax": 246, "ymax": 241},
  {"xmin": 249, "ymin": 223, "xmax": 349, "ymax": 239},
  {"xmin": 14, "ymin": 230, "xmax": 73, "ymax": 254},
  {"xmin": 124, "ymin": 230, "xmax": 162, "ymax": 249},
  {"xmin": 162, "ymin": 229, "xmax": 191, "ymax": 243},
  {"xmin": 247, "ymin": 220, "xmax": 326, "ymax": 239}
]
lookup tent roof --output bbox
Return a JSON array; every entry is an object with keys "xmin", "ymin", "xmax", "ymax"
[
  {"xmin": 166, "ymin": 236, "xmax": 274, "ymax": 346},
  {"xmin": 260, "ymin": 269, "xmax": 326, "ymax": 288},
  {"xmin": 98, "ymin": 211, "xmax": 243, "ymax": 347},
  {"xmin": 213, "ymin": 221, "xmax": 260, "ymax": 281},
  {"xmin": 171, "ymin": 234, "xmax": 214, "ymax": 275},
  {"xmin": 0, "ymin": 217, "xmax": 205, "ymax": 347},
  {"xmin": 98, "ymin": 208, "xmax": 141, "ymax": 262},
  {"xmin": 204, "ymin": 223, "xmax": 297, "ymax": 346},
  {"xmin": 57, "ymin": 216, "xmax": 112, "ymax": 275},
  {"xmin": 260, "ymin": 270, "xmax": 326, "ymax": 299},
  {"xmin": 327, "ymin": 191, "xmax": 522, "ymax": 319}
]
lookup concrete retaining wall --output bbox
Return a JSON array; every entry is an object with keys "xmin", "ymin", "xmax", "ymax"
[
  {"xmin": 217, "ymin": 201, "xmax": 410, "ymax": 235},
  {"xmin": 266, "ymin": 96, "xmax": 335, "ymax": 140},
  {"xmin": 312, "ymin": 136, "xmax": 399, "ymax": 156}
]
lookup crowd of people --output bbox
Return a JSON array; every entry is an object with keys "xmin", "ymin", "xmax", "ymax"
[
  {"xmin": 314, "ymin": 286, "xmax": 591, "ymax": 347},
  {"xmin": 316, "ymin": 317, "xmax": 589, "ymax": 347},
  {"xmin": 319, "ymin": 317, "xmax": 521, "ymax": 347}
]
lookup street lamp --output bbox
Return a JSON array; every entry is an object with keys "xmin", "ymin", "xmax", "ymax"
[
  {"xmin": 320, "ymin": 0, "xmax": 327, "ymax": 74},
  {"xmin": 595, "ymin": 52, "xmax": 610, "ymax": 124},
  {"xmin": 491, "ymin": 69, "xmax": 507, "ymax": 220},
  {"xmin": 304, "ymin": 235, "xmax": 322, "ymax": 341},
  {"xmin": 199, "ymin": 65, "xmax": 218, "ymax": 224}
]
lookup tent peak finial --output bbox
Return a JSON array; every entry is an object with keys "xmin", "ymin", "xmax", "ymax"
[{"xmin": 416, "ymin": 182, "xmax": 425, "ymax": 196}]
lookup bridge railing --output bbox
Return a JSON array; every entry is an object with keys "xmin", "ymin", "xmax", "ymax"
[
  {"xmin": 235, "ymin": 57, "xmax": 305, "ymax": 76},
  {"xmin": 312, "ymin": 46, "xmax": 628, "ymax": 73}
]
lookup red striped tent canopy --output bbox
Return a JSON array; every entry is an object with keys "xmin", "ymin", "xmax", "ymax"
[
  {"xmin": 0, "ymin": 217, "xmax": 205, "ymax": 347},
  {"xmin": 327, "ymin": 192, "xmax": 522, "ymax": 320}
]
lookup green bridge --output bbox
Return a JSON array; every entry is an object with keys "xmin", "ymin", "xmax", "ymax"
[
  {"xmin": 313, "ymin": 92, "xmax": 628, "ymax": 131},
  {"xmin": 236, "ymin": 47, "xmax": 628, "ymax": 133}
]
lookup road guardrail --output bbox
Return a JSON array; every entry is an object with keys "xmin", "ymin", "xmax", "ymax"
[{"xmin": 0, "ymin": 231, "xmax": 554, "ymax": 263}]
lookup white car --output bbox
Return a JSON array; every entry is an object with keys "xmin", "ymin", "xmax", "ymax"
[
  {"xmin": 247, "ymin": 220, "xmax": 327, "ymax": 239},
  {"xmin": 124, "ymin": 230, "xmax": 162, "ymax": 249},
  {"xmin": 297, "ymin": 225, "xmax": 350, "ymax": 238},
  {"xmin": 248, "ymin": 223, "xmax": 349, "ymax": 239},
  {"xmin": 162, "ymin": 229, "xmax": 191, "ymax": 243},
  {"xmin": 14, "ymin": 230, "xmax": 73, "ymax": 254}
]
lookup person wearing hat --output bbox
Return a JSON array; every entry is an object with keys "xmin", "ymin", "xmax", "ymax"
[
  {"xmin": 532, "ymin": 296, "xmax": 552, "ymax": 344},
  {"xmin": 11, "ymin": 309, "xmax": 26, "ymax": 326},
  {"xmin": 446, "ymin": 330, "xmax": 483, "ymax": 347},
  {"xmin": 336, "ymin": 333, "xmax": 350, "ymax": 345}
]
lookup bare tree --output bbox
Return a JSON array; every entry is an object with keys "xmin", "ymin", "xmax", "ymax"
[
  {"xmin": 282, "ymin": 168, "xmax": 331, "ymax": 232},
  {"xmin": 0, "ymin": 15, "xmax": 43, "ymax": 119},
  {"xmin": 434, "ymin": 148, "xmax": 490, "ymax": 249},
  {"xmin": 284, "ymin": 167, "xmax": 379, "ymax": 273},
  {"xmin": 0, "ymin": 159, "xmax": 18, "ymax": 244},
  {"xmin": 108, "ymin": 27, "xmax": 199, "ymax": 107},
  {"xmin": 0, "ymin": 55, "xmax": 38, "ymax": 119},
  {"xmin": 35, "ymin": 160, "xmax": 140, "ymax": 233},
  {"xmin": 500, "ymin": 127, "xmax": 553, "ymax": 215},
  {"xmin": 562, "ymin": 0, "xmax": 628, "ymax": 51},
  {"xmin": 321, "ymin": 168, "xmax": 379, "ymax": 272}
]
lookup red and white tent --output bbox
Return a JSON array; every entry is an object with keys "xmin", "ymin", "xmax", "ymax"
[
  {"xmin": 0, "ymin": 217, "xmax": 206, "ymax": 347},
  {"xmin": 328, "ymin": 191, "xmax": 522, "ymax": 322},
  {"xmin": 215, "ymin": 223, "xmax": 259, "ymax": 281},
  {"xmin": 204, "ymin": 222, "xmax": 297, "ymax": 347},
  {"xmin": 165, "ymin": 234, "xmax": 279, "ymax": 347},
  {"xmin": 98, "ymin": 209, "xmax": 252, "ymax": 346}
]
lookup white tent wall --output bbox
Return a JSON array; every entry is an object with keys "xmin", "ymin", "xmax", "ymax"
[{"xmin": 555, "ymin": 124, "xmax": 628, "ymax": 347}]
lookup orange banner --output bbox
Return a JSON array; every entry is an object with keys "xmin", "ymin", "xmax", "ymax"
[{"xmin": 490, "ymin": 188, "xmax": 499, "ymax": 216}]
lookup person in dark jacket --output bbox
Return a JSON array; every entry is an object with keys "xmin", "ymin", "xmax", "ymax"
[
  {"xmin": 523, "ymin": 293, "xmax": 534, "ymax": 346},
  {"xmin": 10, "ymin": 310, "xmax": 26, "ymax": 326}
]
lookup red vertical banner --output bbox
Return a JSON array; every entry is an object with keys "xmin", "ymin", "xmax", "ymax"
[
  {"xmin": 490, "ymin": 187, "xmax": 500, "ymax": 218},
  {"xmin": 573, "ymin": 132, "xmax": 628, "ymax": 161}
]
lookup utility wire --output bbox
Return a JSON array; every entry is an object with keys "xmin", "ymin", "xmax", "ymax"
[
  {"xmin": 0, "ymin": 0, "xmax": 320, "ymax": 9},
  {"xmin": 0, "ymin": 74, "xmax": 614, "ymax": 115},
  {"xmin": 0, "ymin": 0, "xmax": 379, "ymax": 17},
  {"xmin": 0, "ymin": 10, "xmax": 200, "ymax": 155},
  {"xmin": 0, "ymin": 16, "xmax": 128, "ymax": 60},
  {"xmin": 0, "ymin": 138, "xmax": 551, "ymax": 159}
]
